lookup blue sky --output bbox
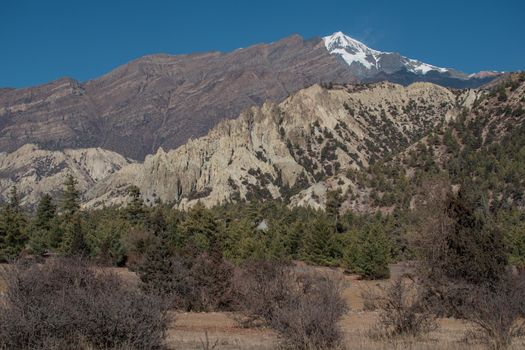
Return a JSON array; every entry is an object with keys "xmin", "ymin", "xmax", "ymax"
[{"xmin": 1, "ymin": 0, "xmax": 524, "ymax": 88}]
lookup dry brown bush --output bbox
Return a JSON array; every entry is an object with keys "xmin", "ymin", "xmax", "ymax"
[
  {"xmin": 361, "ymin": 285, "xmax": 381, "ymax": 311},
  {"xmin": 371, "ymin": 278, "xmax": 437, "ymax": 339},
  {"xmin": 235, "ymin": 260, "xmax": 347, "ymax": 349},
  {"xmin": 449, "ymin": 276, "xmax": 525, "ymax": 350},
  {"xmin": 0, "ymin": 258, "xmax": 169, "ymax": 350}
]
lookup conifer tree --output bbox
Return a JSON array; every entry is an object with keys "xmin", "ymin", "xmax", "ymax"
[
  {"xmin": 180, "ymin": 203, "xmax": 221, "ymax": 253},
  {"xmin": 344, "ymin": 221, "xmax": 391, "ymax": 279},
  {"xmin": 27, "ymin": 194, "xmax": 57, "ymax": 254},
  {"xmin": 7, "ymin": 186, "xmax": 20, "ymax": 212},
  {"xmin": 59, "ymin": 174, "xmax": 88, "ymax": 256},
  {"xmin": 62, "ymin": 174, "xmax": 80, "ymax": 217},
  {"xmin": 438, "ymin": 191, "xmax": 506, "ymax": 286},
  {"xmin": 137, "ymin": 232, "xmax": 178, "ymax": 296},
  {"xmin": 0, "ymin": 186, "xmax": 28, "ymax": 261},
  {"xmin": 35, "ymin": 194, "xmax": 56, "ymax": 231},
  {"xmin": 125, "ymin": 185, "xmax": 146, "ymax": 224},
  {"xmin": 60, "ymin": 213, "xmax": 89, "ymax": 256},
  {"xmin": 301, "ymin": 214, "xmax": 336, "ymax": 266},
  {"xmin": 326, "ymin": 189, "xmax": 343, "ymax": 231}
]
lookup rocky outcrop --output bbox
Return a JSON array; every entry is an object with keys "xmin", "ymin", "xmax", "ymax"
[
  {"xmin": 84, "ymin": 81, "xmax": 458, "ymax": 208},
  {"xmin": 0, "ymin": 144, "xmax": 132, "ymax": 207}
]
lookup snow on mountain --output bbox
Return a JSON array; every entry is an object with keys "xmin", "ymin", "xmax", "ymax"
[
  {"xmin": 468, "ymin": 71, "xmax": 502, "ymax": 79},
  {"xmin": 323, "ymin": 31, "xmax": 449, "ymax": 76}
]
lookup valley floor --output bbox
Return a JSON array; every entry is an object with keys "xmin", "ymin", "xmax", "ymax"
[
  {"xmin": 2, "ymin": 264, "xmax": 524, "ymax": 349},
  {"xmin": 164, "ymin": 266, "xmax": 525, "ymax": 350}
]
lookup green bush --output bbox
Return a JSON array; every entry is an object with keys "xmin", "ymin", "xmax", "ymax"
[{"xmin": 344, "ymin": 222, "xmax": 391, "ymax": 279}]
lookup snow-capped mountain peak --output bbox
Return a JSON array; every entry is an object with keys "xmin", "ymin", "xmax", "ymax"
[
  {"xmin": 323, "ymin": 31, "xmax": 450, "ymax": 76},
  {"xmin": 324, "ymin": 31, "xmax": 381, "ymax": 55},
  {"xmin": 323, "ymin": 32, "xmax": 381, "ymax": 70}
]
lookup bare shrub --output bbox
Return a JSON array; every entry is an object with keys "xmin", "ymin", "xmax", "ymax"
[
  {"xmin": 372, "ymin": 278, "xmax": 437, "ymax": 338},
  {"xmin": 0, "ymin": 258, "xmax": 169, "ymax": 350},
  {"xmin": 187, "ymin": 251, "xmax": 236, "ymax": 311},
  {"xmin": 450, "ymin": 276, "xmax": 525, "ymax": 350},
  {"xmin": 360, "ymin": 285, "xmax": 381, "ymax": 311},
  {"xmin": 137, "ymin": 245, "xmax": 236, "ymax": 312},
  {"xmin": 233, "ymin": 260, "xmax": 292, "ymax": 327},
  {"xmin": 236, "ymin": 260, "xmax": 347, "ymax": 349}
]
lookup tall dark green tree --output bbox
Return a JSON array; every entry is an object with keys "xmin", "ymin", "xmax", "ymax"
[
  {"xmin": 60, "ymin": 213, "xmax": 89, "ymax": 256},
  {"xmin": 180, "ymin": 203, "xmax": 221, "ymax": 253},
  {"xmin": 137, "ymin": 232, "xmax": 178, "ymax": 296},
  {"xmin": 326, "ymin": 189, "xmax": 343, "ymax": 231},
  {"xmin": 343, "ymin": 222, "xmax": 391, "ymax": 279},
  {"xmin": 62, "ymin": 174, "xmax": 80, "ymax": 217},
  {"xmin": 301, "ymin": 214, "xmax": 337, "ymax": 266},
  {"xmin": 125, "ymin": 185, "xmax": 146, "ymax": 224},
  {"xmin": 7, "ymin": 186, "xmax": 20, "ymax": 212},
  {"xmin": 0, "ymin": 186, "xmax": 28, "ymax": 261},
  {"xmin": 27, "ymin": 194, "xmax": 58, "ymax": 254},
  {"xmin": 59, "ymin": 175, "xmax": 88, "ymax": 256},
  {"xmin": 35, "ymin": 194, "xmax": 56, "ymax": 231},
  {"xmin": 441, "ymin": 191, "xmax": 507, "ymax": 286}
]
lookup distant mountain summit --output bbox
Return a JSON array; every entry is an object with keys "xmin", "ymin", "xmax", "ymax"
[
  {"xmin": 323, "ymin": 31, "xmax": 449, "ymax": 76},
  {"xmin": 323, "ymin": 31, "xmax": 496, "ymax": 88}
]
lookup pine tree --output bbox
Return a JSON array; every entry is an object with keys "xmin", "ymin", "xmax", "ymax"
[
  {"xmin": 27, "ymin": 194, "xmax": 57, "ymax": 254},
  {"xmin": 147, "ymin": 206, "xmax": 167, "ymax": 235},
  {"xmin": 137, "ymin": 232, "xmax": 178, "ymax": 296},
  {"xmin": 7, "ymin": 186, "xmax": 20, "ymax": 212},
  {"xmin": 180, "ymin": 203, "xmax": 221, "ymax": 253},
  {"xmin": 60, "ymin": 213, "xmax": 89, "ymax": 256},
  {"xmin": 326, "ymin": 189, "xmax": 343, "ymax": 231},
  {"xmin": 344, "ymin": 221, "xmax": 391, "ymax": 279},
  {"xmin": 62, "ymin": 174, "xmax": 80, "ymax": 217},
  {"xmin": 0, "ymin": 186, "xmax": 28, "ymax": 261},
  {"xmin": 59, "ymin": 175, "xmax": 88, "ymax": 256},
  {"xmin": 440, "ymin": 191, "xmax": 507, "ymax": 286},
  {"xmin": 35, "ymin": 194, "xmax": 56, "ymax": 231},
  {"xmin": 125, "ymin": 185, "xmax": 145, "ymax": 224},
  {"xmin": 301, "ymin": 214, "xmax": 336, "ymax": 266},
  {"xmin": 91, "ymin": 218, "xmax": 127, "ymax": 266}
]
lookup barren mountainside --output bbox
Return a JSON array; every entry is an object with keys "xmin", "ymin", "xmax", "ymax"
[{"xmin": 0, "ymin": 35, "xmax": 353, "ymax": 160}]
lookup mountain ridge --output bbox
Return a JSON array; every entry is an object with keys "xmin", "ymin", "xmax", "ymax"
[
  {"xmin": 1, "ymin": 74, "xmax": 523, "ymax": 210},
  {"xmin": 0, "ymin": 32, "xmax": 500, "ymax": 160}
]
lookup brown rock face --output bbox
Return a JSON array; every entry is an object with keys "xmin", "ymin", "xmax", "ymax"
[{"xmin": 0, "ymin": 35, "xmax": 354, "ymax": 160}]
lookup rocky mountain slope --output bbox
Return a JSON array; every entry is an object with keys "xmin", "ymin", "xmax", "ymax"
[
  {"xmin": 82, "ymin": 81, "xmax": 459, "ymax": 209},
  {"xmin": 0, "ymin": 144, "xmax": 131, "ymax": 207},
  {"xmin": 0, "ymin": 35, "xmax": 353, "ymax": 160},
  {"xmin": 1, "ymin": 75, "xmax": 522, "ymax": 210},
  {"xmin": 291, "ymin": 73, "xmax": 525, "ymax": 212},
  {"xmin": 0, "ymin": 32, "xmax": 498, "ymax": 160}
]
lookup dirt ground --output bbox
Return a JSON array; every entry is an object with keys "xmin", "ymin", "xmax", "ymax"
[{"xmin": 1, "ymin": 263, "xmax": 524, "ymax": 349}]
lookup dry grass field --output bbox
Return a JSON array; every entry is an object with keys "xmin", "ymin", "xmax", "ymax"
[{"xmin": 1, "ymin": 263, "xmax": 524, "ymax": 349}]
